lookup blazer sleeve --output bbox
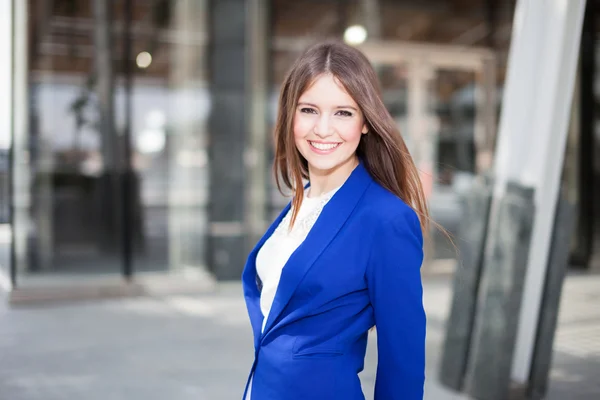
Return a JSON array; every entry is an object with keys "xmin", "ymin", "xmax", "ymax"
[{"xmin": 366, "ymin": 207, "xmax": 426, "ymax": 400}]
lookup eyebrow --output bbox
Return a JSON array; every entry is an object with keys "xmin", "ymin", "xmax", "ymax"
[{"xmin": 297, "ymin": 102, "xmax": 358, "ymax": 112}]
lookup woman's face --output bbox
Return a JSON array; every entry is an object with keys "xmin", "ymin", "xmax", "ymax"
[{"xmin": 293, "ymin": 74, "xmax": 367, "ymax": 176}]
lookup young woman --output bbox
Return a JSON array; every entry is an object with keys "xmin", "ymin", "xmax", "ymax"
[{"xmin": 242, "ymin": 41, "xmax": 428, "ymax": 400}]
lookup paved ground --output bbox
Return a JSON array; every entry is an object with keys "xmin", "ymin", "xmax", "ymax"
[{"xmin": 0, "ymin": 274, "xmax": 598, "ymax": 400}]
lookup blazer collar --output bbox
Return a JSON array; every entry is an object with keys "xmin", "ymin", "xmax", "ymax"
[
  {"xmin": 259, "ymin": 161, "xmax": 373, "ymax": 342},
  {"xmin": 242, "ymin": 199, "xmax": 291, "ymax": 349}
]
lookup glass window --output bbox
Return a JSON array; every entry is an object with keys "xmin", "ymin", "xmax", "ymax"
[{"xmin": 17, "ymin": 0, "xmax": 209, "ymax": 283}]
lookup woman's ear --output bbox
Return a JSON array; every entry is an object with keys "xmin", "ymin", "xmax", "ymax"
[{"xmin": 362, "ymin": 124, "xmax": 368, "ymax": 135}]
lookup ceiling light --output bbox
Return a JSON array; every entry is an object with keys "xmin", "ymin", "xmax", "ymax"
[
  {"xmin": 344, "ymin": 25, "xmax": 368, "ymax": 45},
  {"xmin": 136, "ymin": 51, "xmax": 152, "ymax": 69}
]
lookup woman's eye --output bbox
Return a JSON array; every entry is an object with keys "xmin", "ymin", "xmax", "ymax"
[
  {"xmin": 300, "ymin": 108, "xmax": 317, "ymax": 114},
  {"xmin": 336, "ymin": 110, "xmax": 353, "ymax": 117}
]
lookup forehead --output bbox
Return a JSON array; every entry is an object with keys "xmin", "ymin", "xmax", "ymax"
[{"xmin": 299, "ymin": 74, "xmax": 357, "ymax": 106}]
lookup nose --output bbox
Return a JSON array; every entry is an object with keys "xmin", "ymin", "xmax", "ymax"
[{"xmin": 314, "ymin": 115, "xmax": 334, "ymax": 138}]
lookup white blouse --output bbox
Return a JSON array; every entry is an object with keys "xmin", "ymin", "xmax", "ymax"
[
  {"xmin": 246, "ymin": 185, "xmax": 339, "ymax": 400},
  {"xmin": 256, "ymin": 185, "xmax": 339, "ymax": 332}
]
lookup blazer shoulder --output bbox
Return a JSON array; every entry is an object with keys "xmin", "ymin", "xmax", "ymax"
[{"xmin": 360, "ymin": 181, "xmax": 419, "ymax": 224}]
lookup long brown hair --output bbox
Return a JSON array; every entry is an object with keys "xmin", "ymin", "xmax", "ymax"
[{"xmin": 273, "ymin": 41, "xmax": 430, "ymax": 234}]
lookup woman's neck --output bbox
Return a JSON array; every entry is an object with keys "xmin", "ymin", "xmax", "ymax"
[{"xmin": 307, "ymin": 156, "xmax": 359, "ymax": 198}]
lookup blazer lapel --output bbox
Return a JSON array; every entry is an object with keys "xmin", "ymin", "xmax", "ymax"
[
  {"xmin": 242, "ymin": 201, "xmax": 291, "ymax": 349},
  {"xmin": 261, "ymin": 163, "xmax": 373, "ymax": 340}
]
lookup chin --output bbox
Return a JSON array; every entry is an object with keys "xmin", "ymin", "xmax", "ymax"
[
  {"xmin": 304, "ymin": 155, "xmax": 352, "ymax": 174},
  {"xmin": 307, "ymin": 161, "xmax": 337, "ymax": 173}
]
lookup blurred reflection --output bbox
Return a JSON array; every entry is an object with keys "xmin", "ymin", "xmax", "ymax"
[{"xmin": 18, "ymin": 0, "xmax": 209, "ymax": 280}]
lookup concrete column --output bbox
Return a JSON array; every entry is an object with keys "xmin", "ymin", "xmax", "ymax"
[
  {"xmin": 571, "ymin": 1, "xmax": 596, "ymax": 267},
  {"xmin": 527, "ymin": 194, "xmax": 576, "ymax": 399},
  {"xmin": 475, "ymin": 58, "xmax": 497, "ymax": 173},
  {"xmin": 466, "ymin": 182, "xmax": 535, "ymax": 400},
  {"xmin": 93, "ymin": 0, "xmax": 117, "ymax": 172},
  {"xmin": 11, "ymin": 0, "xmax": 30, "ymax": 283},
  {"xmin": 94, "ymin": 0, "xmax": 124, "ymax": 258},
  {"xmin": 30, "ymin": 1, "xmax": 53, "ymax": 272},
  {"xmin": 361, "ymin": 0, "xmax": 382, "ymax": 39},
  {"xmin": 168, "ymin": 0, "xmax": 209, "ymax": 275},
  {"xmin": 504, "ymin": 0, "xmax": 587, "ymax": 383},
  {"xmin": 245, "ymin": 0, "xmax": 269, "ymax": 249},
  {"xmin": 207, "ymin": 0, "xmax": 268, "ymax": 280},
  {"xmin": 407, "ymin": 61, "xmax": 436, "ymax": 199},
  {"xmin": 438, "ymin": 176, "xmax": 493, "ymax": 390}
]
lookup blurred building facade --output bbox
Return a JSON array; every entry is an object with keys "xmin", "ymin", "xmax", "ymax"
[{"xmin": 0, "ymin": 0, "xmax": 597, "ymax": 295}]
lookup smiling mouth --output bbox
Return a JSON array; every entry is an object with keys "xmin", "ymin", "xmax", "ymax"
[{"xmin": 309, "ymin": 141, "xmax": 342, "ymax": 151}]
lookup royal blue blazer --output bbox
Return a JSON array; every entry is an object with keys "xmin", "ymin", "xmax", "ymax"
[{"xmin": 242, "ymin": 162, "xmax": 426, "ymax": 400}]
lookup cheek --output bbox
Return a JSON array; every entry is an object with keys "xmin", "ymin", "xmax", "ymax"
[
  {"xmin": 293, "ymin": 115, "xmax": 312, "ymax": 139},
  {"xmin": 337, "ymin": 121, "xmax": 364, "ymax": 143}
]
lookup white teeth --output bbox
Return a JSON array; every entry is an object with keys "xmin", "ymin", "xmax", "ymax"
[{"xmin": 309, "ymin": 141, "xmax": 340, "ymax": 150}]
